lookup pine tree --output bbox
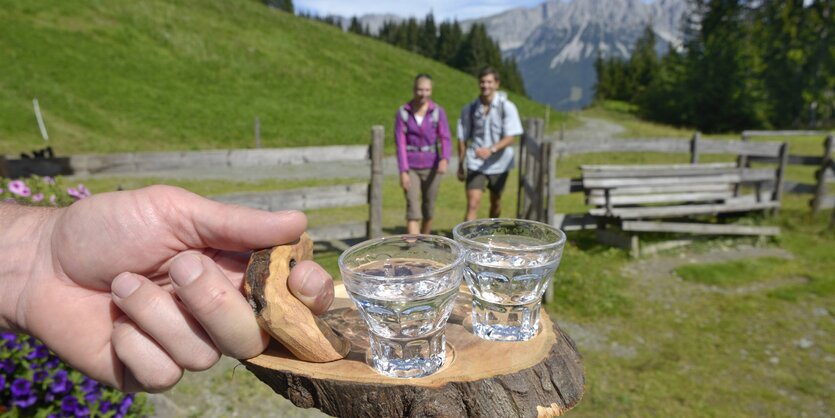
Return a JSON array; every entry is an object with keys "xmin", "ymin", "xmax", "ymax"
[
  {"xmin": 436, "ymin": 20, "xmax": 463, "ymax": 65},
  {"xmin": 262, "ymin": 0, "xmax": 293, "ymax": 13},
  {"xmin": 418, "ymin": 14, "xmax": 437, "ymax": 58},
  {"xmin": 684, "ymin": 0, "xmax": 767, "ymax": 132},
  {"xmin": 348, "ymin": 17, "xmax": 364, "ymax": 35},
  {"xmin": 629, "ymin": 24, "xmax": 660, "ymax": 102}
]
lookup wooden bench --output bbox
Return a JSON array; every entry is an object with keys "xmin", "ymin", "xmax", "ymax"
[{"xmin": 581, "ymin": 162, "xmax": 782, "ymax": 255}]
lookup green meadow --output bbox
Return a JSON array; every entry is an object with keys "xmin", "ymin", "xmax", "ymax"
[{"xmin": 2, "ymin": 0, "xmax": 833, "ymax": 415}]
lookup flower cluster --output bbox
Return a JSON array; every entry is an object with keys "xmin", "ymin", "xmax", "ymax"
[
  {"xmin": 1, "ymin": 176, "xmax": 152, "ymax": 417},
  {"xmin": 0, "ymin": 176, "xmax": 91, "ymax": 207},
  {"xmin": 0, "ymin": 333, "xmax": 152, "ymax": 417}
]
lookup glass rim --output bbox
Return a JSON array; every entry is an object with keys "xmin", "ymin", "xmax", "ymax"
[
  {"xmin": 338, "ymin": 234, "xmax": 465, "ymax": 283},
  {"xmin": 452, "ymin": 218, "xmax": 567, "ymax": 252}
]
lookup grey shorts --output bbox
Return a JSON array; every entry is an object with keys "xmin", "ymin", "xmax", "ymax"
[
  {"xmin": 405, "ymin": 167, "xmax": 443, "ymax": 220},
  {"xmin": 466, "ymin": 170, "xmax": 509, "ymax": 194}
]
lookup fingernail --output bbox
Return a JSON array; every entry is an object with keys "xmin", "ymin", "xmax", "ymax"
[
  {"xmin": 170, "ymin": 254, "xmax": 204, "ymax": 287},
  {"xmin": 112, "ymin": 273, "xmax": 141, "ymax": 299},
  {"xmin": 298, "ymin": 267, "xmax": 326, "ymax": 298}
]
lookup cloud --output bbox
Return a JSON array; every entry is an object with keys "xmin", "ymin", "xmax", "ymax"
[{"xmin": 294, "ymin": 0, "xmax": 545, "ymax": 21}]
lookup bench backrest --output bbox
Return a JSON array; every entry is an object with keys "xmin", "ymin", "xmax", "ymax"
[{"xmin": 581, "ymin": 162, "xmax": 779, "ymax": 211}]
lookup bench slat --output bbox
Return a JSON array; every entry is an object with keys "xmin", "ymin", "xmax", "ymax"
[
  {"xmin": 589, "ymin": 201, "xmax": 779, "ymax": 219},
  {"xmin": 587, "ymin": 183, "xmax": 732, "ymax": 196},
  {"xmin": 581, "ymin": 163, "xmax": 735, "ymax": 171},
  {"xmin": 581, "ymin": 163, "xmax": 738, "ymax": 178},
  {"xmin": 587, "ymin": 191, "xmax": 733, "ymax": 206},
  {"xmin": 622, "ymin": 221, "xmax": 780, "ymax": 236},
  {"xmin": 582, "ymin": 169, "xmax": 776, "ymax": 189}
]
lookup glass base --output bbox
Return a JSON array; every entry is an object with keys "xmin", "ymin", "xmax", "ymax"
[
  {"xmin": 471, "ymin": 297, "xmax": 541, "ymax": 342},
  {"xmin": 368, "ymin": 328, "xmax": 446, "ymax": 378}
]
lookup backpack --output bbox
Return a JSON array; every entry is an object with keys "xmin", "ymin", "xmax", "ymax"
[
  {"xmin": 399, "ymin": 105, "xmax": 440, "ymax": 135},
  {"xmin": 467, "ymin": 92, "xmax": 507, "ymax": 143},
  {"xmin": 399, "ymin": 105, "xmax": 441, "ymax": 153}
]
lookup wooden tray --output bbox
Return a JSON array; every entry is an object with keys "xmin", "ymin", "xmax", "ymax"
[{"xmin": 242, "ymin": 285, "xmax": 585, "ymax": 418}]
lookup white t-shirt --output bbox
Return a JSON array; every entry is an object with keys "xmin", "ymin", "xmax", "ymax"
[
  {"xmin": 457, "ymin": 91, "xmax": 524, "ymax": 175},
  {"xmin": 414, "ymin": 114, "xmax": 425, "ymax": 126}
]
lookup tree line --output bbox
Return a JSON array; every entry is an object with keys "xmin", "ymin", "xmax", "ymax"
[
  {"xmin": 594, "ymin": 0, "xmax": 833, "ymax": 132},
  {"xmin": 301, "ymin": 12, "xmax": 527, "ymax": 97}
]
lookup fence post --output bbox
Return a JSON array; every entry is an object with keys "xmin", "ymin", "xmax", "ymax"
[
  {"xmin": 689, "ymin": 132, "xmax": 701, "ymax": 164},
  {"xmin": 517, "ymin": 119, "xmax": 537, "ymax": 219},
  {"xmin": 812, "ymin": 134, "xmax": 834, "ymax": 215},
  {"xmin": 368, "ymin": 126, "xmax": 384, "ymax": 239},
  {"xmin": 535, "ymin": 119, "xmax": 547, "ymax": 223},
  {"xmin": 772, "ymin": 142, "xmax": 790, "ymax": 215},
  {"xmin": 254, "ymin": 117, "xmax": 261, "ymax": 149},
  {"xmin": 738, "ymin": 131, "xmax": 750, "ymax": 169}
]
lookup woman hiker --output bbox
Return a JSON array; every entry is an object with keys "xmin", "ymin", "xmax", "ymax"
[{"xmin": 394, "ymin": 73, "xmax": 452, "ymax": 234}]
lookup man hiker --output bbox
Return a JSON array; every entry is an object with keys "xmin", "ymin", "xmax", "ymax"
[{"xmin": 457, "ymin": 66, "xmax": 524, "ymax": 221}]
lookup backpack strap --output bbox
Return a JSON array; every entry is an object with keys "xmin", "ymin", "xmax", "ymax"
[{"xmin": 399, "ymin": 105, "xmax": 410, "ymax": 135}]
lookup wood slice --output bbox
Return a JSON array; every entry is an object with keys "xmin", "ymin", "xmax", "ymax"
[{"xmin": 242, "ymin": 285, "xmax": 585, "ymax": 418}]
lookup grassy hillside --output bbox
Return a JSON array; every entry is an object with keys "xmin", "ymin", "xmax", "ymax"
[{"xmin": 0, "ymin": 0, "xmax": 568, "ymax": 154}]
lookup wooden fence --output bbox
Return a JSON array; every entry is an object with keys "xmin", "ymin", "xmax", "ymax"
[
  {"xmin": 212, "ymin": 126, "xmax": 385, "ymax": 244},
  {"xmin": 517, "ymin": 119, "xmax": 552, "ymax": 223},
  {"xmin": 516, "ymin": 119, "xmax": 791, "ymax": 232},
  {"xmin": 741, "ymin": 130, "xmax": 835, "ymax": 215}
]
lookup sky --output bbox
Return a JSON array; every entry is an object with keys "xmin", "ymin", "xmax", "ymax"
[{"xmin": 293, "ymin": 0, "xmax": 547, "ymax": 22}]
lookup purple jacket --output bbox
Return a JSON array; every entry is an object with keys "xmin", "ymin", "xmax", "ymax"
[{"xmin": 394, "ymin": 100, "xmax": 452, "ymax": 173}]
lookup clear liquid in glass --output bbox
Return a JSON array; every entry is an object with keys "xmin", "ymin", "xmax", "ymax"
[
  {"xmin": 349, "ymin": 258, "xmax": 458, "ymax": 378},
  {"xmin": 464, "ymin": 235, "xmax": 560, "ymax": 341}
]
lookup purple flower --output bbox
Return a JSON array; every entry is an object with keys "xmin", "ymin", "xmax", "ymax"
[
  {"xmin": 75, "ymin": 405, "xmax": 91, "ymax": 417},
  {"xmin": 13, "ymin": 393, "xmax": 37, "ymax": 408},
  {"xmin": 49, "ymin": 194, "xmax": 57, "ymax": 205},
  {"xmin": 99, "ymin": 401, "xmax": 113, "ymax": 413},
  {"xmin": 50, "ymin": 369, "xmax": 71, "ymax": 394},
  {"xmin": 45, "ymin": 355, "xmax": 61, "ymax": 369},
  {"xmin": 26, "ymin": 344, "xmax": 49, "ymax": 360},
  {"xmin": 77, "ymin": 184, "xmax": 91, "ymax": 198},
  {"xmin": 61, "ymin": 395, "xmax": 78, "ymax": 413},
  {"xmin": 0, "ymin": 187, "xmax": 3, "ymax": 194},
  {"xmin": 33, "ymin": 370, "xmax": 48, "ymax": 383},
  {"xmin": 31, "ymin": 192, "xmax": 44, "ymax": 202},
  {"xmin": 45, "ymin": 392, "xmax": 55, "ymax": 402},
  {"xmin": 84, "ymin": 391, "xmax": 99, "ymax": 403},
  {"xmin": 11, "ymin": 378, "xmax": 31, "ymax": 397},
  {"xmin": 8, "ymin": 180, "xmax": 31, "ymax": 197},
  {"xmin": 118, "ymin": 394, "xmax": 134, "ymax": 415},
  {"xmin": 0, "ymin": 359, "xmax": 15, "ymax": 373},
  {"xmin": 67, "ymin": 187, "xmax": 82, "ymax": 199},
  {"xmin": 0, "ymin": 374, "xmax": 5, "ymax": 389},
  {"xmin": 81, "ymin": 377, "xmax": 99, "ymax": 393},
  {"xmin": 2, "ymin": 197, "xmax": 16, "ymax": 204},
  {"xmin": 42, "ymin": 176, "xmax": 55, "ymax": 185}
]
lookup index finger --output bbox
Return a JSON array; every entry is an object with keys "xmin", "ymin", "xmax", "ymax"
[{"xmin": 176, "ymin": 190, "xmax": 308, "ymax": 252}]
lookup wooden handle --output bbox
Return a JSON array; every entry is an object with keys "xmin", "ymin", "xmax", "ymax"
[{"xmin": 244, "ymin": 233, "xmax": 349, "ymax": 362}]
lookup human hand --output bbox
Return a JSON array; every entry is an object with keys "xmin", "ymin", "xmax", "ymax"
[
  {"xmin": 475, "ymin": 147, "xmax": 492, "ymax": 160},
  {"xmin": 400, "ymin": 171, "xmax": 411, "ymax": 191},
  {"xmin": 457, "ymin": 164, "xmax": 466, "ymax": 182},
  {"xmin": 437, "ymin": 159, "xmax": 448, "ymax": 174},
  {"xmin": 6, "ymin": 185, "xmax": 334, "ymax": 393}
]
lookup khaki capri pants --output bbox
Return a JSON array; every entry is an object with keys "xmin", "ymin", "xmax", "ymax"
[{"xmin": 404, "ymin": 167, "xmax": 443, "ymax": 220}]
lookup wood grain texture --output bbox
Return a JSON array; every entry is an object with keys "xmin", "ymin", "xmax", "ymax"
[
  {"xmin": 244, "ymin": 234, "xmax": 350, "ymax": 363},
  {"xmin": 242, "ymin": 286, "xmax": 585, "ymax": 418}
]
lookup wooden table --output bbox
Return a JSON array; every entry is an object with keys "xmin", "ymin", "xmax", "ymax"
[{"xmin": 242, "ymin": 285, "xmax": 585, "ymax": 418}]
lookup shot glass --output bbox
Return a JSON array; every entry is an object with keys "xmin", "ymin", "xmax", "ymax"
[
  {"xmin": 453, "ymin": 218, "xmax": 566, "ymax": 342},
  {"xmin": 339, "ymin": 235, "xmax": 464, "ymax": 378}
]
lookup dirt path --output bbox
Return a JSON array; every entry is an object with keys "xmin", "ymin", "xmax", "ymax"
[{"xmin": 562, "ymin": 116, "xmax": 625, "ymax": 141}]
